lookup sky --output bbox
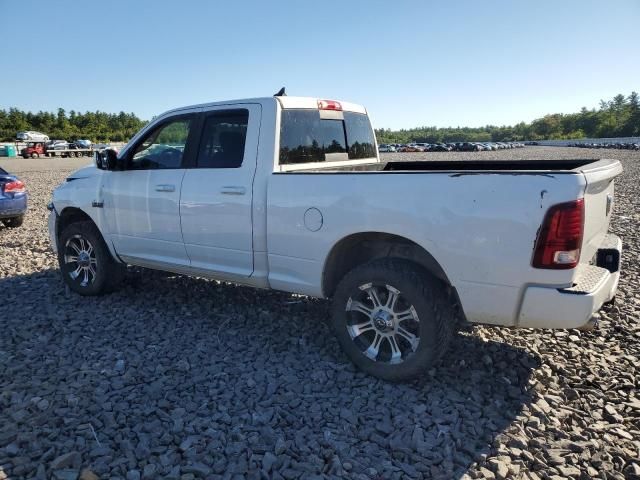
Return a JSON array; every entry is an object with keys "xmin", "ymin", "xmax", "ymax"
[{"xmin": 1, "ymin": 0, "xmax": 638, "ymax": 130}]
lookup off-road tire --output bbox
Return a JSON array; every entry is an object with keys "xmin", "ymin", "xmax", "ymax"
[{"xmin": 331, "ymin": 258, "xmax": 458, "ymax": 382}]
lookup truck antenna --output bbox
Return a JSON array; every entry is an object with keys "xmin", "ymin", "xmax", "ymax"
[{"xmin": 274, "ymin": 87, "xmax": 286, "ymax": 97}]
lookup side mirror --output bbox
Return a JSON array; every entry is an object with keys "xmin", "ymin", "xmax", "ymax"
[{"xmin": 95, "ymin": 148, "xmax": 119, "ymax": 170}]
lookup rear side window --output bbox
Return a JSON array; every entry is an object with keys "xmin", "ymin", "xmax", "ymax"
[
  {"xmin": 279, "ymin": 110, "xmax": 376, "ymax": 165},
  {"xmin": 196, "ymin": 110, "xmax": 248, "ymax": 168}
]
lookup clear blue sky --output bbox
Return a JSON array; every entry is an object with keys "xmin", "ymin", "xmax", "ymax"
[{"xmin": 1, "ymin": 0, "xmax": 638, "ymax": 130}]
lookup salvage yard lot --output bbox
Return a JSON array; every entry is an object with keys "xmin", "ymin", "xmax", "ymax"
[{"xmin": 1, "ymin": 147, "xmax": 639, "ymax": 479}]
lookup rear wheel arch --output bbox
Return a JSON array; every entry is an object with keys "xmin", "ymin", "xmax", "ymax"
[{"xmin": 322, "ymin": 232, "xmax": 453, "ymax": 298}]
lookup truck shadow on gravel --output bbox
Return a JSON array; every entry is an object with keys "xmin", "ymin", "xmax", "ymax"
[{"xmin": 0, "ymin": 268, "xmax": 539, "ymax": 479}]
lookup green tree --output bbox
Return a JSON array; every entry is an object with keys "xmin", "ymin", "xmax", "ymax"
[
  {"xmin": 374, "ymin": 92, "xmax": 640, "ymax": 144},
  {"xmin": 0, "ymin": 108, "xmax": 147, "ymax": 142}
]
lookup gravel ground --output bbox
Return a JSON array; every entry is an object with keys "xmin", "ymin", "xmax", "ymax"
[{"xmin": 0, "ymin": 147, "xmax": 638, "ymax": 480}]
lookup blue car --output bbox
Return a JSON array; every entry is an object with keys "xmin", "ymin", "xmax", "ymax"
[{"xmin": 0, "ymin": 167, "xmax": 28, "ymax": 228}]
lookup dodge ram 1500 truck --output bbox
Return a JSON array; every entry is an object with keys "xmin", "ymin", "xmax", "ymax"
[{"xmin": 47, "ymin": 94, "xmax": 623, "ymax": 381}]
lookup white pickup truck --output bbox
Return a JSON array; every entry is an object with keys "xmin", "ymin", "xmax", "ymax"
[{"xmin": 48, "ymin": 94, "xmax": 623, "ymax": 381}]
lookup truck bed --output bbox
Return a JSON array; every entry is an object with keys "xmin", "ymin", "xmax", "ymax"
[{"xmin": 293, "ymin": 158, "xmax": 601, "ymax": 173}]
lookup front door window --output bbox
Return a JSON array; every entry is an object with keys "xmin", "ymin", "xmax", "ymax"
[{"xmin": 131, "ymin": 119, "xmax": 191, "ymax": 170}]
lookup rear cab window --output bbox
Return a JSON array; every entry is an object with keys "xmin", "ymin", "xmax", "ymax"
[{"xmin": 278, "ymin": 102, "xmax": 378, "ymax": 171}]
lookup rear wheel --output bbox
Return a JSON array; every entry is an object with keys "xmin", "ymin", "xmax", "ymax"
[
  {"xmin": 30, "ymin": 152, "xmax": 37, "ymax": 158},
  {"xmin": 3, "ymin": 215, "xmax": 24, "ymax": 228},
  {"xmin": 58, "ymin": 221, "xmax": 125, "ymax": 295},
  {"xmin": 331, "ymin": 259, "xmax": 458, "ymax": 382}
]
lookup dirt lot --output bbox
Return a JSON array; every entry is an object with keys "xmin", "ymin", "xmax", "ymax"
[{"xmin": 1, "ymin": 147, "xmax": 639, "ymax": 480}]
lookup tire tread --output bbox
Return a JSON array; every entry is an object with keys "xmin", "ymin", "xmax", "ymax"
[{"xmin": 331, "ymin": 258, "xmax": 458, "ymax": 382}]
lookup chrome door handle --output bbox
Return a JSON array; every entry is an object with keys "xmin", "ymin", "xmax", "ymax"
[
  {"xmin": 155, "ymin": 184, "xmax": 175, "ymax": 192},
  {"xmin": 220, "ymin": 186, "xmax": 246, "ymax": 195}
]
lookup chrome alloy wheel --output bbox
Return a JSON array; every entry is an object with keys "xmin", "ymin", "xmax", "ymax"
[
  {"xmin": 345, "ymin": 283, "xmax": 420, "ymax": 364},
  {"xmin": 63, "ymin": 234, "xmax": 97, "ymax": 287}
]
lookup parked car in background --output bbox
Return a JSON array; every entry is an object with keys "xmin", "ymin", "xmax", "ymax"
[
  {"xmin": 430, "ymin": 143, "xmax": 450, "ymax": 152},
  {"xmin": 0, "ymin": 167, "xmax": 28, "ymax": 228},
  {"xmin": 47, "ymin": 140, "xmax": 70, "ymax": 150},
  {"xmin": 399, "ymin": 145, "xmax": 421, "ymax": 152},
  {"xmin": 570, "ymin": 142, "xmax": 639, "ymax": 150},
  {"xmin": 74, "ymin": 139, "xmax": 92, "ymax": 149},
  {"xmin": 460, "ymin": 142, "xmax": 480, "ymax": 151},
  {"xmin": 16, "ymin": 131, "xmax": 49, "ymax": 142},
  {"xmin": 378, "ymin": 144, "xmax": 396, "ymax": 153}
]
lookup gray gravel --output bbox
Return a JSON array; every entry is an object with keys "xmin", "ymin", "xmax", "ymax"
[{"xmin": 0, "ymin": 147, "xmax": 639, "ymax": 480}]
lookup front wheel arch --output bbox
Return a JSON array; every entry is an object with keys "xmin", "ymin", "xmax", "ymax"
[
  {"xmin": 56, "ymin": 207, "xmax": 121, "ymax": 264},
  {"xmin": 57, "ymin": 220, "xmax": 124, "ymax": 295}
]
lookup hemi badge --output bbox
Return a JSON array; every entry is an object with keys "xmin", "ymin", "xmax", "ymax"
[{"xmin": 92, "ymin": 201, "xmax": 104, "ymax": 208}]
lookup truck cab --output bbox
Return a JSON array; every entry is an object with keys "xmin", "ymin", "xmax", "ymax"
[{"xmin": 21, "ymin": 142, "xmax": 46, "ymax": 158}]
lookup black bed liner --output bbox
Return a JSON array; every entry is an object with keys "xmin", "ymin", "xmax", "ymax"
[
  {"xmin": 280, "ymin": 158, "xmax": 599, "ymax": 174},
  {"xmin": 383, "ymin": 159, "xmax": 595, "ymax": 172}
]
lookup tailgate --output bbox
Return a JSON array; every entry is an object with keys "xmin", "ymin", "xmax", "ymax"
[{"xmin": 578, "ymin": 159, "xmax": 623, "ymax": 264}]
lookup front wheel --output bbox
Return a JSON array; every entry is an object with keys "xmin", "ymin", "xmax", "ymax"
[
  {"xmin": 58, "ymin": 221, "xmax": 125, "ymax": 295},
  {"xmin": 331, "ymin": 259, "xmax": 458, "ymax": 382}
]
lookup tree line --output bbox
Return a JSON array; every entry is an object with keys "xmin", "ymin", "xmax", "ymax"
[
  {"xmin": 0, "ymin": 108, "xmax": 147, "ymax": 142},
  {"xmin": 1, "ymin": 92, "xmax": 639, "ymax": 144},
  {"xmin": 376, "ymin": 92, "xmax": 640, "ymax": 144}
]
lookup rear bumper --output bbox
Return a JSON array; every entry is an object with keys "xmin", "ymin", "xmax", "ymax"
[
  {"xmin": 517, "ymin": 234, "xmax": 622, "ymax": 329},
  {"xmin": 0, "ymin": 195, "xmax": 28, "ymax": 219}
]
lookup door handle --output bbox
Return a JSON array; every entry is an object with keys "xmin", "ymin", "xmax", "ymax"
[
  {"xmin": 220, "ymin": 186, "xmax": 246, "ymax": 195},
  {"xmin": 155, "ymin": 184, "xmax": 175, "ymax": 192}
]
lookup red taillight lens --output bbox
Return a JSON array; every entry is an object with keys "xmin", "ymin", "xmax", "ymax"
[
  {"xmin": 4, "ymin": 180, "xmax": 26, "ymax": 194},
  {"xmin": 317, "ymin": 99, "xmax": 342, "ymax": 111},
  {"xmin": 532, "ymin": 198, "xmax": 584, "ymax": 269}
]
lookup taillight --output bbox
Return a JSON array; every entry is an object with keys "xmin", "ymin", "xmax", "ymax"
[
  {"xmin": 4, "ymin": 180, "xmax": 26, "ymax": 194},
  {"xmin": 317, "ymin": 99, "xmax": 342, "ymax": 111},
  {"xmin": 532, "ymin": 198, "xmax": 584, "ymax": 269}
]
